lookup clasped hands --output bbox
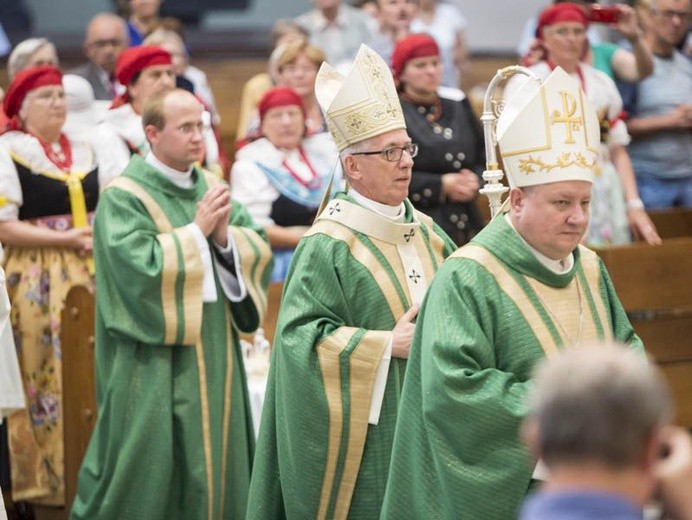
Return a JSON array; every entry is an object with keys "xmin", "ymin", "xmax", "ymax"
[{"xmin": 194, "ymin": 184, "xmax": 232, "ymax": 248}]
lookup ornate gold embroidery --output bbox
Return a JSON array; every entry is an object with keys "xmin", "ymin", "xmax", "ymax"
[{"xmin": 519, "ymin": 152, "xmax": 601, "ymax": 175}]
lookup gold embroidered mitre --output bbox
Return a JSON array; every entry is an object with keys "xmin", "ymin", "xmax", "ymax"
[
  {"xmin": 497, "ymin": 66, "xmax": 600, "ymax": 188},
  {"xmin": 315, "ymin": 44, "xmax": 406, "ymax": 151}
]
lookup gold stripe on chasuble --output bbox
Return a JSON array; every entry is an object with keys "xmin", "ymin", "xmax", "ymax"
[
  {"xmin": 334, "ymin": 330, "xmax": 391, "ymax": 519},
  {"xmin": 454, "ymin": 245, "xmax": 559, "ymax": 358},
  {"xmin": 173, "ymin": 227, "xmax": 204, "ymax": 345},
  {"xmin": 316, "ymin": 327, "xmax": 359, "ymax": 520},
  {"xmin": 105, "ymin": 177, "xmax": 180, "ymax": 343},
  {"xmin": 228, "ymin": 227, "xmax": 272, "ymax": 322},
  {"xmin": 577, "ymin": 246, "xmax": 613, "ymax": 339},
  {"xmin": 156, "ymin": 233, "xmax": 179, "ymax": 344},
  {"xmin": 194, "ymin": 341, "xmax": 214, "ymax": 520},
  {"xmin": 219, "ymin": 305, "xmax": 234, "ymax": 518},
  {"xmin": 305, "ymin": 221, "xmax": 405, "ymax": 319},
  {"xmin": 524, "ymin": 276, "xmax": 596, "ymax": 346},
  {"xmin": 104, "ymin": 176, "xmax": 173, "ymax": 231},
  {"xmin": 416, "ymin": 211, "xmax": 448, "ymax": 267}
]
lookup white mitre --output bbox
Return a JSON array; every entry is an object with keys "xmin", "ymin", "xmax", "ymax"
[
  {"xmin": 497, "ymin": 66, "xmax": 600, "ymax": 188},
  {"xmin": 315, "ymin": 44, "xmax": 406, "ymax": 151}
]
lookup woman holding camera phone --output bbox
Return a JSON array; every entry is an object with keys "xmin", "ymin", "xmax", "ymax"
[
  {"xmin": 506, "ymin": 2, "xmax": 661, "ymax": 246},
  {"xmin": 521, "ymin": 2, "xmax": 654, "ymax": 82}
]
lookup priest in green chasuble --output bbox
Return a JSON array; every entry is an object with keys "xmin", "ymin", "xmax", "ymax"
[
  {"xmin": 381, "ymin": 67, "xmax": 645, "ymax": 519},
  {"xmin": 71, "ymin": 89, "xmax": 272, "ymax": 520},
  {"xmin": 246, "ymin": 44, "xmax": 456, "ymax": 520}
]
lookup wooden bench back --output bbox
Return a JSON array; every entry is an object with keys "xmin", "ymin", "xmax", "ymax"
[
  {"xmin": 596, "ymin": 237, "xmax": 692, "ymax": 427},
  {"xmin": 60, "ymin": 285, "xmax": 97, "ymax": 517},
  {"xmin": 648, "ymin": 208, "xmax": 692, "ymax": 240}
]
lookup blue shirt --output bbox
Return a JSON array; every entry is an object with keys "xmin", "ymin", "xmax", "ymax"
[
  {"xmin": 627, "ymin": 50, "xmax": 692, "ymax": 180},
  {"xmin": 521, "ymin": 491, "xmax": 643, "ymax": 520}
]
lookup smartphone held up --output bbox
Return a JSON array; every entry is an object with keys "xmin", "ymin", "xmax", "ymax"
[{"xmin": 587, "ymin": 4, "xmax": 621, "ymax": 24}]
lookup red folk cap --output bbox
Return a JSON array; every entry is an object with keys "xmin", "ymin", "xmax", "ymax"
[
  {"xmin": 536, "ymin": 3, "xmax": 589, "ymax": 39},
  {"xmin": 391, "ymin": 33, "xmax": 440, "ymax": 83},
  {"xmin": 3, "ymin": 65, "xmax": 63, "ymax": 118},
  {"xmin": 258, "ymin": 86, "xmax": 305, "ymax": 122},
  {"xmin": 115, "ymin": 45, "xmax": 172, "ymax": 86}
]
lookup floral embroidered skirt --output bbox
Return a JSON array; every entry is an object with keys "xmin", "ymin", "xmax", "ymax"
[
  {"xmin": 585, "ymin": 160, "xmax": 631, "ymax": 247},
  {"xmin": 4, "ymin": 245, "xmax": 92, "ymax": 505}
]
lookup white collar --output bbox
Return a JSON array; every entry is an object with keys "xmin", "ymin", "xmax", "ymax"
[
  {"xmin": 505, "ymin": 214, "xmax": 574, "ymax": 274},
  {"xmin": 145, "ymin": 152, "xmax": 194, "ymax": 189},
  {"xmin": 314, "ymin": 8, "xmax": 346, "ymax": 29},
  {"xmin": 348, "ymin": 187, "xmax": 405, "ymax": 222}
]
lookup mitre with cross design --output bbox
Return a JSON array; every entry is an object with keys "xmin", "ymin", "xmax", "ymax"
[
  {"xmin": 315, "ymin": 44, "xmax": 406, "ymax": 152},
  {"xmin": 497, "ymin": 66, "xmax": 600, "ymax": 188}
]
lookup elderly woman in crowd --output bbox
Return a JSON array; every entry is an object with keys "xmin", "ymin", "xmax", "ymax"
[
  {"xmin": 231, "ymin": 87, "xmax": 339, "ymax": 281},
  {"xmin": 275, "ymin": 41, "xmax": 327, "ymax": 135},
  {"xmin": 7, "ymin": 37, "xmax": 59, "ymax": 80},
  {"xmin": 393, "ymin": 33, "xmax": 484, "ymax": 246},
  {"xmin": 505, "ymin": 2, "xmax": 660, "ymax": 246},
  {"xmin": 236, "ymin": 19, "xmax": 308, "ymax": 142},
  {"xmin": 0, "ymin": 66, "xmax": 112, "ymax": 506}
]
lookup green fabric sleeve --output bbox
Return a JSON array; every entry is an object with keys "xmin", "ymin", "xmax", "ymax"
[
  {"xmin": 226, "ymin": 199, "xmax": 273, "ymax": 334},
  {"xmin": 94, "ymin": 186, "xmax": 193, "ymax": 345}
]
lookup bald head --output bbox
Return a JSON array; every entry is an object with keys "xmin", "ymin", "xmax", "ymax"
[{"xmin": 84, "ymin": 13, "xmax": 129, "ymax": 74}]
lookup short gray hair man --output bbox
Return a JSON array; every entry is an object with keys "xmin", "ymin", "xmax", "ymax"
[{"xmin": 528, "ymin": 343, "xmax": 673, "ymax": 469}]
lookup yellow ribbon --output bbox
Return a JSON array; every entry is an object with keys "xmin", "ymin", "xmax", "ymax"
[{"xmin": 65, "ymin": 173, "xmax": 94, "ymax": 275}]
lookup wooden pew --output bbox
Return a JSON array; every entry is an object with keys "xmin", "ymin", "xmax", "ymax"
[
  {"xmin": 596, "ymin": 237, "xmax": 692, "ymax": 428},
  {"xmin": 648, "ymin": 208, "xmax": 692, "ymax": 239},
  {"xmin": 31, "ymin": 286, "xmax": 97, "ymax": 520}
]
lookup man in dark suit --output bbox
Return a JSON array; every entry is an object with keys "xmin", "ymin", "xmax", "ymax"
[{"xmin": 69, "ymin": 13, "xmax": 129, "ymax": 100}]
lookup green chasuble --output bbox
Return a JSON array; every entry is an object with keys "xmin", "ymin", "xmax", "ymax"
[
  {"xmin": 381, "ymin": 214, "xmax": 644, "ymax": 520},
  {"xmin": 71, "ymin": 155, "xmax": 273, "ymax": 520},
  {"xmin": 247, "ymin": 193, "xmax": 456, "ymax": 520}
]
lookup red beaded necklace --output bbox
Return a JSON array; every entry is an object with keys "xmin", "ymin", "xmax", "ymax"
[
  {"xmin": 281, "ymin": 146, "xmax": 321, "ymax": 189},
  {"xmin": 35, "ymin": 133, "xmax": 73, "ymax": 171}
]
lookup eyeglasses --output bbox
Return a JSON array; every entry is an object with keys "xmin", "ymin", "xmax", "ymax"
[
  {"xmin": 176, "ymin": 122, "xmax": 209, "ymax": 135},
  {"xmin": 650, "ymin": 9, "xmax": 692, "ymax": 22},
  {"xmin": 351, "ymin": 143, "xmax": 418, "ymax": 162}
]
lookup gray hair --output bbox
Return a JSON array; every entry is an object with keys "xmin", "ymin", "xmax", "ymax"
[
  {"xmin": 339, "ymin": 139, "xmax": 369, "ymax": 163},
  {"xmin": 8, "ymin": 38, "xmax": 58, "ymax": 80},
  {"xmin": 529, "ymin": 342, "xmax": 673, "ymax": 469}
]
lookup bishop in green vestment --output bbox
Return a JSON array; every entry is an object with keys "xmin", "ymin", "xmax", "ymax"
[
  {"xmin": 381, "ymin": 68, "xmax": 645, "ymax": 519},
  {"xmin": 72, "ymin": 90, "xmax": 272, "ymax": 520},
  {"xmin": 246, "ymin": 45, "xmax": 457, "ymax": 519}
]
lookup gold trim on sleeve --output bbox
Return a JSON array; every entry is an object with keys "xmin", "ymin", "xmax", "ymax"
[
  {"xmin": 174, "ymin": 226, "xmax": 204, "ymax": 346},
  {"xmin": 577, "ymin": 246, "xmax": 613, "ymax": 339},
  {"xmin": 156, "ymin": 232, "xmax": 179, "ymax": 344},
  {"xmin": 228, "ymin": 227, "xmax": 273, "ymax": 325},
  {"xmin": 334, "ymin": 330, "xmax": 390, "ymax": 519},
  {"xmin": 316, "ymin": 327, "xmax": 359, "ymax": 520}
]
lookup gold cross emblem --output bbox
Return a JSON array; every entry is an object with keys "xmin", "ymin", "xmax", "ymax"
[{"xmin": 550, "ymin": 91, "xmax": 583, "ymax": 144}]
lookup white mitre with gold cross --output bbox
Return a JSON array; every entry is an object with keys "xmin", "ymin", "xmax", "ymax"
[
  {"xmin": 497, "ymin": 66, "xmax": 600, "ymax": 188},
  {"xmin": 315, "ymin": 44, "xmax": 406, "ymax": 152}
]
